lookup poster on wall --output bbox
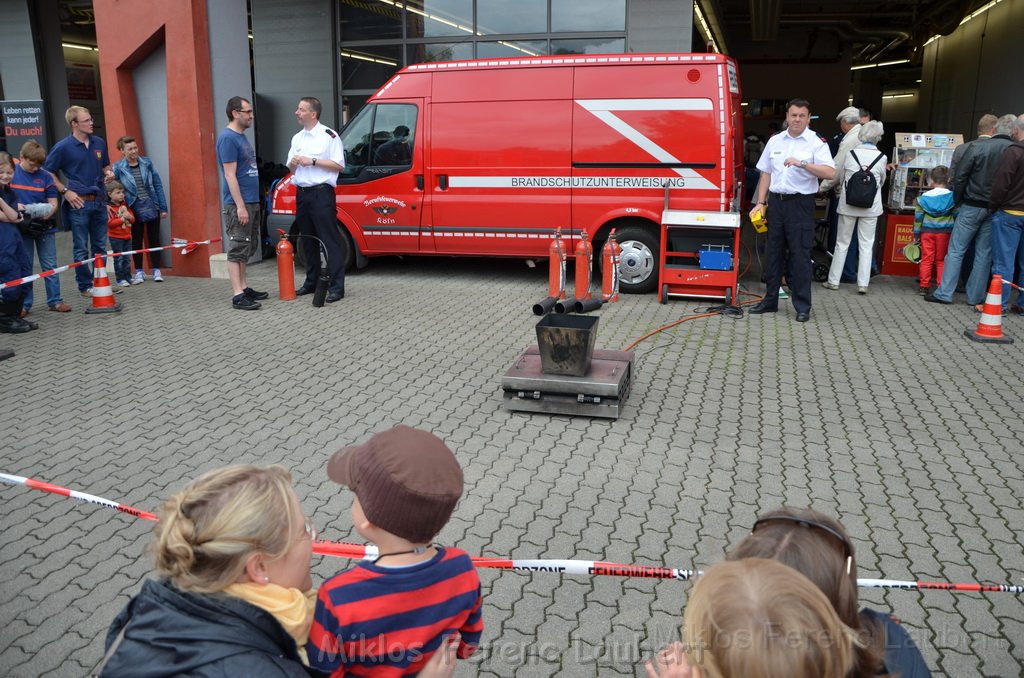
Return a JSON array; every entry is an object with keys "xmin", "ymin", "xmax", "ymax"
[
  {"xmin": 1, "ymin": 100, "xmax": 47, "ymax": 151},
  {"xmin": 66, "ymin": 63, "xmax": 98, "ymax": 101}
]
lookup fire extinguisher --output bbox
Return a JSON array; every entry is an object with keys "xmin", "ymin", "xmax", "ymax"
[
  {"xmin": 276, "ymin": 229, "xmax": 296, "ymax": 301},
  {"xmin": 533, "ymin": 228, "xmax": 567, "ymax": 315},
  {"xmin": 601, "ymin": 228, "xmax": 620, "ymax": 303}
]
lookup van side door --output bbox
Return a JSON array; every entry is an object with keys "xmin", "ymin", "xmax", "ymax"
[{"xmin": 338, "ymin": 101, "xmax": 425, "ymax": 253}]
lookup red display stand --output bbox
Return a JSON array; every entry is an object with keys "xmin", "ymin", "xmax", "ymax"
[{"xmin": 881, "ymin": 212, "xmax": 918, "ymax": 277}]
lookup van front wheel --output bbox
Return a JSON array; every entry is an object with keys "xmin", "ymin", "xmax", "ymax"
[{"xmin": 615, "ymin": 226, "xmax": 659, "ymax": 294}]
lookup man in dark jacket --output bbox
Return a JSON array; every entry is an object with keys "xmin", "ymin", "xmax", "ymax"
[
  {"xmin": 989, "ymin": 114, "xmax": 1024, "ymax": 312},
  {"xmin": 926, "ymin": 114, "xmax": 1016, "ymax": 306}
]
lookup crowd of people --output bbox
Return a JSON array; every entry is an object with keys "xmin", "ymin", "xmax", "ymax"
[
  {"xmin": 91, "ymin": 424, "xmax": 931, "ymax": 677},
  {"xmin": 0, "ymin": 106, "xmax": 168, "ymax": 334},
  {"xmin": 746, "ymin": 99, "xmax": 1024, "ymax": 320}
]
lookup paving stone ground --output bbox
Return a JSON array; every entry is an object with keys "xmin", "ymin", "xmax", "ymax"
[{"xmin": 1, "ymin": 232, "xmax": 1022, "ymax": 676}]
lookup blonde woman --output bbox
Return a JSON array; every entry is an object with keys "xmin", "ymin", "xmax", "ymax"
[
  {"xmin": 645, "ymin": 558, "xmax": 857, "ymax": 678},
  {"xmin": 97, "ymin": 465, "xmax": 459, "ymax": 677}
]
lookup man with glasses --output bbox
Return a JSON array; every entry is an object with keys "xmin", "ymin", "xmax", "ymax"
[
  {"xmin": 44, "ymin": 106, "xmax": 117, "ymax": 297},
  {"xmin": 216, "ymin": 96, "xmax": 267, "ymax": 310}
]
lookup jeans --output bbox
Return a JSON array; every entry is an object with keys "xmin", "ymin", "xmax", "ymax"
[
  {"xmin": 110, "ymin": 236, "xmax": 132, "ymax": 282},
  {"xmin": 933, "ymin": 205, "xmax": 992, "ymax": 303},
  {"xmin": 21, "ymin": 231, "xmax": 62, "ymax": 309},
  {"xmin": 990, "ymin": 210, "xmax": 1024, "ymax": 309},
  {"xmin": 67, "ymin": 200, "xmax": 109, "ymax": 291}
]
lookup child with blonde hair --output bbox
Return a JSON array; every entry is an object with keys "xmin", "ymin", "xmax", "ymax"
[{"xmin": 645, "ymin": 558, "xmax": 857, "ymax": 678}]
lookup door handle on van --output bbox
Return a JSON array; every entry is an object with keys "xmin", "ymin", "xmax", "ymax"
[
  {"xmin": 438, "ymin": 174, "xmax": 449, "ymax": 190},
  {"xmin": 416, "ymin": 174, "xmax": 424, "ymax": 190}
]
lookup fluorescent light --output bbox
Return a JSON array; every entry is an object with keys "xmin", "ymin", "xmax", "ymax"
[
  {"xmin": 882, "ymin": 93, "xmax": 915, "ymax": 99},
  {"xmin": 693, "ymin": 1, "xmax": 721, "ymax": 53},
  {"xmin": 340, "ymin": 50, "xmax": 398, "ymax": 67},
  {"xmin": 924, "ymin": 0, "xmax": 1004, "ymax": 46},
  {"xmin": 851, "ymin": 59, "xmax": 909, "ymax": 71},
  {"xmin": 63, "ymin": 42, "xmax": 98, "ymax": 52}
]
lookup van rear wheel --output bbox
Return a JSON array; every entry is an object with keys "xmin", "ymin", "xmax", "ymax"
[
  {"xmin": 616, "ymin": 226, "xmax": 658, "ymax": 294},
  {"xmin": 291, "ymin": 221, "xmax": 356, "ymax": 272}
]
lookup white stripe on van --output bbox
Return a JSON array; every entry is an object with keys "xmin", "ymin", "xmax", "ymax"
[
  {"xmin": 448, "ymin": 176, "xmax": 701, "ymax": 189},
  {"xmin": 575, "ymin": 99, "xmax": 719, "ymax": 191}
]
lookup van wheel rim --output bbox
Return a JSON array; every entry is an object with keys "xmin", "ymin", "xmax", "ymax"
[{"xmin": 618, "ymin": 239, "xmax": 654, "ymax": 284}]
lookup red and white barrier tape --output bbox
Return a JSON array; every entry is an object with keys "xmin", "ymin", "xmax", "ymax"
[
  {"xmin": 0, "ymin": 472, "xmax": 158, "ymax": 521},
  {"xmin": 2, "ymin": 472, "xmax": 1022, "ymax": 594},
  {"xmin": 0, "ymin": 237, "xmax": 221, "ymax": 290}
]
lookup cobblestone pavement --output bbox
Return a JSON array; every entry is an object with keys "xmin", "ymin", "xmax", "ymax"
[{"xmin": 1, "ymin": 233, "xmax": 1022, "ymax": 676}]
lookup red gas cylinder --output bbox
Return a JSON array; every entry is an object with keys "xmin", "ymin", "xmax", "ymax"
[
  {"xmin": 548, "ymin": 228, "xmax": 566, "ymax": 299},
  {"xmin": 277, "ymin": 231, "xmax": 296, "ymax": 301},
  {"xmin": 574, "ymin": 230, "xmax": 593, "ymax": 300},
  {"xmin": 601, "ymin": 228, "xmax": 621, "ymax": 302}
]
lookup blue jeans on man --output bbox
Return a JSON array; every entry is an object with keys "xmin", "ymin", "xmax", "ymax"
[
  {"xmin": 67, "ymin": 200, "xmax": 109, "ymax": 291},
  {"xmin": 991, "ymin": 210, "xmax": 1024, "ymax": 309},
  {"xmin": 932, "ymin": 205, "xmax": 993, "ymax": 304},
  {"xmin": 20, "ymin": 231, "xmax": 63, "ymax": 310}
]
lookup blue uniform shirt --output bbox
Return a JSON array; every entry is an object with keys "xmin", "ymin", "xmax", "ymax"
[{"xmin": 43, "ymin": 134, "xmax": 109, "ymax": 197}]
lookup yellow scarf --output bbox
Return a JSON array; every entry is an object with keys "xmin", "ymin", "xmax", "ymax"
[{"xmin": 224, "ymin": 583, "xmax": 316, "ymax": 664}]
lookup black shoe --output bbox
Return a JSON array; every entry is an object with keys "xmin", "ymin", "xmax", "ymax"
[
  {"xmin": 244, "ymin": 287, "xmax": 269, "ymax": 300},
  {"xmin": 795, "ymin": 312, "xmax": 810, "ymax": 322},
  {"xmin": 233, "ymin": 294, "xmax": 262, "ymax": 310},
  {"xmin": 0, "ymin": 315, "xmax": 32, "ymax": 333},
  {"xmin": 326, "ymin": 290, "xmax": 344, "ymax": 303},
  {"xmin": 748, "ymin": 301, "xmax": 778, "ymax": 314},
  {"xmin": 295, "ymin": 285, "xmax": 315, "ymax": 296},
  {"xmin": 923, "ymin": 293, "xmax": 951, "ymax": 305}
]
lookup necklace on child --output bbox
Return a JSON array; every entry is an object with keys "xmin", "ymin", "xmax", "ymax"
[{"xmin": 373, "ymin": 544, "xmax": 432, "ymax": 562}]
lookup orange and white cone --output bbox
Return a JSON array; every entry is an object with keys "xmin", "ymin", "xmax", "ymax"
[
  {"xmin": 85, "ymin": 254, "xmax": 123, "ymax": 314},
  {"xmin": 964, "ymin": 275, "xmax": 1011, "ymax": 344}
]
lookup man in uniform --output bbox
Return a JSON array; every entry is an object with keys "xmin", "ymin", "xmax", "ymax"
[
  {"xmin": 287, "ymin": 97, "xmax": 347, "ymax": 303},
  {"xmin": 216, "ymin": 96, "xmax": 267, "ymax": 310},
  {"xmin": 749, "ymin": 99, "xmax": 835, "ymax": 323}
]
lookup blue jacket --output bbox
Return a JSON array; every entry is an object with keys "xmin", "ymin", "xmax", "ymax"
[
  {"xmin": 112, "ymin": 156, "xmax": 168, "ymax": 212},
  {"xmin": 913, "ymin": 188, "xmax": 956, "ymax": 235}
]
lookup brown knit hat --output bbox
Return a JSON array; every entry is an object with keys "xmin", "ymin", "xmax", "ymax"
[{"xmin": 327, "ymin": 426, "xmax": 464, "ymax": 543}]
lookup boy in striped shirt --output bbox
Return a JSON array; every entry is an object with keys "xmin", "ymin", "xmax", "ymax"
[{"xmin": 309, "ymin": 426, "xmax": 483, "ymax": 676}]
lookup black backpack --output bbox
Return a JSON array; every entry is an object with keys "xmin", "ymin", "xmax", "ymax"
[{"xmin": 844, "ymin": 150, "xmax": 883, "ymax": 208}]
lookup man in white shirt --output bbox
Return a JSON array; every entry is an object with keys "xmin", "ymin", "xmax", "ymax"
[
  {"xmin": 287, "ymin": 97, "xmax": 347, "ymax": 302},
  {"xmin": 748, "ymin": 99, "xmax": 836, "ymax": 322}
]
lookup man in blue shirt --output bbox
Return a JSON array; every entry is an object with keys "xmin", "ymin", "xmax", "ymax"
[
  {"xmin": 44, "ymin": 106, "xmax": 115, "ymax": 296},
  {"xmin": 216, "ymin": 96, "xmax": 267, "ymax": 310}
]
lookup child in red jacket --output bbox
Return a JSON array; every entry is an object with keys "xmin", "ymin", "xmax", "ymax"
[{"xmin": 106, "ymin": 181, "xmax": 135, "ymax": 286}]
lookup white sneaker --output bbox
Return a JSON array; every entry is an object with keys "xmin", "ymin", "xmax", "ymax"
[
  {"xmin": 117, "ymin": 279, "xmax": 131, "ymax": 287},
  {"xmin": 80, "ymin": 287, "xmax": 94, "ymax": 298},
  {"xmin": 131, "ymin": 271, "xmax": 145, "ymax": 284},
  {"xmin": 153, "ymin": 269, "xmax": 164, "ymax": 282}
]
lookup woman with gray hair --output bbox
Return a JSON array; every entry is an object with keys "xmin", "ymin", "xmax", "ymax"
[{"xmin": 823, "ymin": 120, "xmax": 887, "ymax": 294}]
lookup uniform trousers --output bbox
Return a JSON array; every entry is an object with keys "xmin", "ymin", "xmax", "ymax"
[
  {"xmin": 764, "ymin": 192, "xmax": 815, "ymax": 314},
  {"xmin": 296, "ymin": 184, "xmax": 345, "ymax": 295}
]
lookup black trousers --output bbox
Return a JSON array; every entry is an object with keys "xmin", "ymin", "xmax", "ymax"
[
  {"xmin": 296, "ymin": 184, "xmax": 345, "ymax": 294},
  {"xmin": 131, "ymin": 218, "xmax": 162, "ymax": 269},
  {"xmin": 764, "ymin": 192, "xmax": 815, "ymax": 314}
]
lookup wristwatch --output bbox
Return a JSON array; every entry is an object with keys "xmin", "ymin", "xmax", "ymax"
[
  {"xmin": 312, "ymin": 158, "xmax": 317, "ymax": 166},
  {"xmin": 800, "ymin": 159, "xmax": 809, "ymax": 168},
  {"xmin": 59, "ymin": 187, "xmax": 68, "ymax": 195}
]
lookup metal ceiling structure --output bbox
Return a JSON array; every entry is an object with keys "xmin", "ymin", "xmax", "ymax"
[{"xmin": 708, "ymin": 0, "xmax": 983, "ymax": 65}]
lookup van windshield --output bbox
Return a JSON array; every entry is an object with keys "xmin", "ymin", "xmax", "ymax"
[{"xmin": 340, "ymin": 103, "xmax": 418, "ymax": 180}]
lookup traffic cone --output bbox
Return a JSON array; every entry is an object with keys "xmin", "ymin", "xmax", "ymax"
[
  {"xmin": 85, "ymin": 254, "xmax": 123, "ymax": 314},
  {"xmin": 964, "ymin": 275, "xmax": 1011, "ymax": 344}
]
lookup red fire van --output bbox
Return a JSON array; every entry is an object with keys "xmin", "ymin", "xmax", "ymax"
[{"xmin": 270, "ymin": 53, "xmax": 744, "ymax": 293}]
